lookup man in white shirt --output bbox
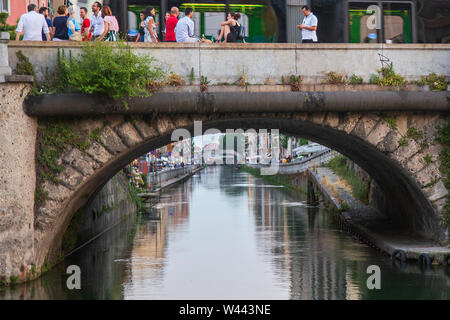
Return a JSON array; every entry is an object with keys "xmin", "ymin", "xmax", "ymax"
[
  {"xmin": 175, "ymin": 7, "xmax": 198, "ymax": 43},
  {"xmin": 15, "ymin": 4, "xmax": 50, "ymax": 41},
  {"xmin": 297, "ymin": 5, "xmax": 318, "ymax": 43},
  {"xmin": 90, "ymin": 1, "xmax": 104, "ymax": 40}
]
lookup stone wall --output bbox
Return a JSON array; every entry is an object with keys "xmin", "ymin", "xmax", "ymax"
[
  {"xmin": 7, "ymin": 42, "xmax": 450, "ymax": 85},
  {"xmin": 0, "ymin": 82, "xmax": 37, "ymax": 284},
  {"xmin": 71, "ymin": 171, "xmax": 137, "ymax": 251}
]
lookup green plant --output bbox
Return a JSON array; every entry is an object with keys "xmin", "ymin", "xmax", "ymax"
[
  {"xmin": 377, "ymin": 63, "xmax": 407, "ymax": 87},
  {"xmin": 340, "ymin": 201, "xmax": 350, "ymax": 212},
  {"xmin": 436, "ymin": 122, "xmax": 450, "ymax": 226},
  {"xmin": 424, "ymin": 155, "xmax": 432, "ymax": 164},
  {"xmin": 349, "ymin": 74, "xmax": 363, "ymax": 85},
  {"xmin": 61, "ymin": 207, "xmax": 85, "ymax": 254},
  {"xmin": 141, "ymin": 173, "xmax": 148, "ymax": 188},
  {"xmin": 421, "ymin": 73, "xmax": 447, "ymax": 91},
  {"xmin": 9, "ymin": 275, "xmax": 18, "ymax": 284},
  {"xmin": 189, "ymin": 67, "xmax": 195, "ymax": 85},
  {"xmin": 382, "ymin": 116, "xmax": 397, "ymax": 130},
  {"xmin": 299, "ymin": 138, "xmax": 309, "ymax": 146},
  {"xmin": 90, "ymin": 128, "xmax": 101, "ymax": 142},
  {"xmin": 326, "ymin": 155, "xmax": 371, "ymax": 204},
  {"xmin": 236, "ymin": 74, "xmax": 247, "ymax": 87},
  {"xmin": 0, "ymin": 12, "xmax": 18, "ymax": 40},
  {"xmin": 406, "ymin": 127, "xmax": 423, "ymax": 141},
  {"xmin": 288, "ymin": 75, "xmax": 303, "ymax": 91},
  {"xmin": 166, "ymin": 72, "xmax": 185, "ymax": 87},
  {"xmin": 56, "ymin": 41, "xmax": 165, "ymax": 108},
  {"xmin": 15, "ymin": 51, "xmax": 36, "ymax": 78},
  {"xmin": 200, "ymin": 75, "xmax": 210, "ymax": 92},
  {"xmin": 41, "ymin": 261, "xmax": 51, "ymax": 274},
  {"xmin": 398, "ymin": 137, "xmax": 408, "ymax": 147},
  {"xmin": 369, "ymin": 74, "xmax": 380, "ymax": 85},
  {"xmin": 35, "ymin": 186, "xmax": 48, "ymax": 206},
  {"xmin": 325, "ymin": 72, "xmax": 346, "ymax": 85},
  {"xmin": 128, "ymin": 183, "xmax": 145, "ymax": 212},
  {"xmin": 37, "ymin": 120, "xmax": 92, "ymax": 184},
  {"xmin": 31, "ymin": 264, "xmax": 37, "ymax": 276}
]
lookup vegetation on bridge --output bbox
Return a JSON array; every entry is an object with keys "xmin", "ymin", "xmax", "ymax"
[
  {"xmin": 436, "ymin": 122, "xmax": 450, "ymax": 227},
  {"xmin": 35, "ymin": 119, "xmax": 102, "ymax": 207},
  {"xmin": 56, "ymin": 42, "xmax": 166, "ymax": 108}
]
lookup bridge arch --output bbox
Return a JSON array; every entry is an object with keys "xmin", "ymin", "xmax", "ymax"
[{"xmin": 35, "ymin": 112, "xmax": 447, "ymax": 269}]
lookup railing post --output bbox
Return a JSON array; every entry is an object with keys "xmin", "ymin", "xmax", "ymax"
[{"xmin": 0, "ymin": 32, "xmax": 12, "ymax": 83}]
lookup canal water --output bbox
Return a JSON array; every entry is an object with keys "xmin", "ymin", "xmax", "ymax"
[{"xmin": 1, "ymin": 166, "xmax": 449, "ymax": 299}]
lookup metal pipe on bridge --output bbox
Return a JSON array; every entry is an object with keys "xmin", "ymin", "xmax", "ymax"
[{"xmin": 24, "ymin": 91, "xmax": 450, "ymax": 116}]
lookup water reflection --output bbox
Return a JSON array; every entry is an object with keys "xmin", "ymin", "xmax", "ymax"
[{"xmin": 1, "ymin": 166, "xmax": 448, "ymax": 299}]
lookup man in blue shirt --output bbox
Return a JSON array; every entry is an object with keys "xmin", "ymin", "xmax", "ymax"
[
  {"xmin": 175, "ymin": 7, "xmax": 199, "ymax": 42},
  {"xmin": 39, "ymin": 7, "xmax": 54, "ymax": 41}
]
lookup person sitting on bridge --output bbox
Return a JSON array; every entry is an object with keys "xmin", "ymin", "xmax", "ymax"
[
  {"xmin": 217, "ymin": 12, "xmax": 241, "ymax": 43},
  {"xmin": 175, "ymin": 7, "xmax": 199, "ymax": 43}
]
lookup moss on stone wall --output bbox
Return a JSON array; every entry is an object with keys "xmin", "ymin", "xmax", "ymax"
[
  {"xmin": 61, "ymin": 207, "xmax": 85, "ymax": 255},
  {"xmin": 326, "ymin": 155, "xmax": 371, "ymax": 205},
  {"xmin": 436, "ymin": 122, "xmax": 450, "ymax": 227},
  {"xmin": 37, "ymin": 119, "xmax": 91, "ymax": 184}
]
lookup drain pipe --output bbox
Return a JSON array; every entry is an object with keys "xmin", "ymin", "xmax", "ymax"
[{"xmin": 24, "ymin": 91, "xmax": 450, "ymax": 116}]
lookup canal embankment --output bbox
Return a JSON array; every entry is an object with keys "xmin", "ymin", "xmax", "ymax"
[
  {"xmin": 308, "ymin": 163, "xmax": 450, "ymax": 265},
  {"xmin": 138, "ymin": 165, "xmax": 205, "ymax": 205},
  {"xmin": 61, "ymin": 171, "xmax": 138, "ymax": 257},
  {"xmin": 242, "ymin": 153, "xmax": 450, "ymax": 265}
]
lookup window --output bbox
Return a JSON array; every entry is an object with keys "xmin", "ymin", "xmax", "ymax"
[{"xmin": 0, "ymin": 0, "xmax": 9, "ymax": 13}]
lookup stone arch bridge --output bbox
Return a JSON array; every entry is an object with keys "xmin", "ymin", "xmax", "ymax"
[{"xmin": 0, "ymin": 42, "xmax": 449, "ymax": 284}]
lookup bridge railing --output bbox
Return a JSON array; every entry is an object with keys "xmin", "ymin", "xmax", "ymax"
[
  {"xmin": 147, "ymin": 164, "xmax": 200, "ymax": 189},
  {"xmin": 5, "ymin": 41, "xmax": 450, "ymax": 85}
]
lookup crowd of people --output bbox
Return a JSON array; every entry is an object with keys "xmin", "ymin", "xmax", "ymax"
[
  {"xmin": 15, "ymin": 3, "xmax": 318, "ymax": 43},
  {"xmin": 133, "ymin": 6, "xmax": 246, "ymax": 43},
  {"xmin": 16, "ymin": 2, "xmax": 119, "ymax": 42}
]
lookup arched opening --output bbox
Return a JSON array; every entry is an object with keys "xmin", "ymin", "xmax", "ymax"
[{"xmin": 46, "ymin": 116, "xmax": 442, "ymax": 266}]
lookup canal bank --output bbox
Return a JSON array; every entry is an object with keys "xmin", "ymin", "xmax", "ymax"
[
  {"xmin": 62, "ymin": 171, "xmax": 138, "ymax": 257},
  {"xmin": 308, "ymin": 166, "xmax": 450, "ymax": 265},
  {"xmin": 241, "ymin": 158, "xmax": 450, "ymax": 266}
]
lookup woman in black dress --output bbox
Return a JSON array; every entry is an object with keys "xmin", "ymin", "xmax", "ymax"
[{"xmin": 217, "ymin": 12, "xmax": 241, "ymax": 43}]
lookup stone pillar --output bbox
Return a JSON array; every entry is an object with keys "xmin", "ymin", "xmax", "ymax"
[
  {"xmin": 0, "ymin": 32, "xmax": 12, "ymax": 83},
  {"xmin": 286, "ymin": 0, "xmax": 310, "ymax": 43},
  {"xmin": 0, "ymin": 81, "xmax": 38, "ymax": 284}
]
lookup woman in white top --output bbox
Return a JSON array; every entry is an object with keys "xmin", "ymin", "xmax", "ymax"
[{"xmin": 144, "ymin": 6, "xmax": 158, "ymax": 42}]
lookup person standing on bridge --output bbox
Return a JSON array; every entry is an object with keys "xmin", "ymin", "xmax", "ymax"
[
  {"xmin": 52, "ymin": 5, "xmax": 69, "ymax": 41},
  {"xmin": 97, "ymin": 5, "xmax": 119, "ymax": 42},
  {"xmin": 15, "ymin": 4, "xmax": 50, "ymax": 41},
  {"xmin": 144, "ymin": 6, "xmax": 158, "ymax": 43},
  {"xmin": 297, "ymin": 5, "xmax": 318, "ymax": 43},
  {"xmin": 80, "ymin": 7, "xmax": 92, "ymax": 41},
  {"xmin": 39, "ymin": 7, "xmax": 54, "ymax": 41},
  {"xmin": 90, "ymin": 1, "xmax": 104, "ymax": 41},
  {"xmin": 165, "ymin": 7, "xmax": 179, "ymax": 42}
]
